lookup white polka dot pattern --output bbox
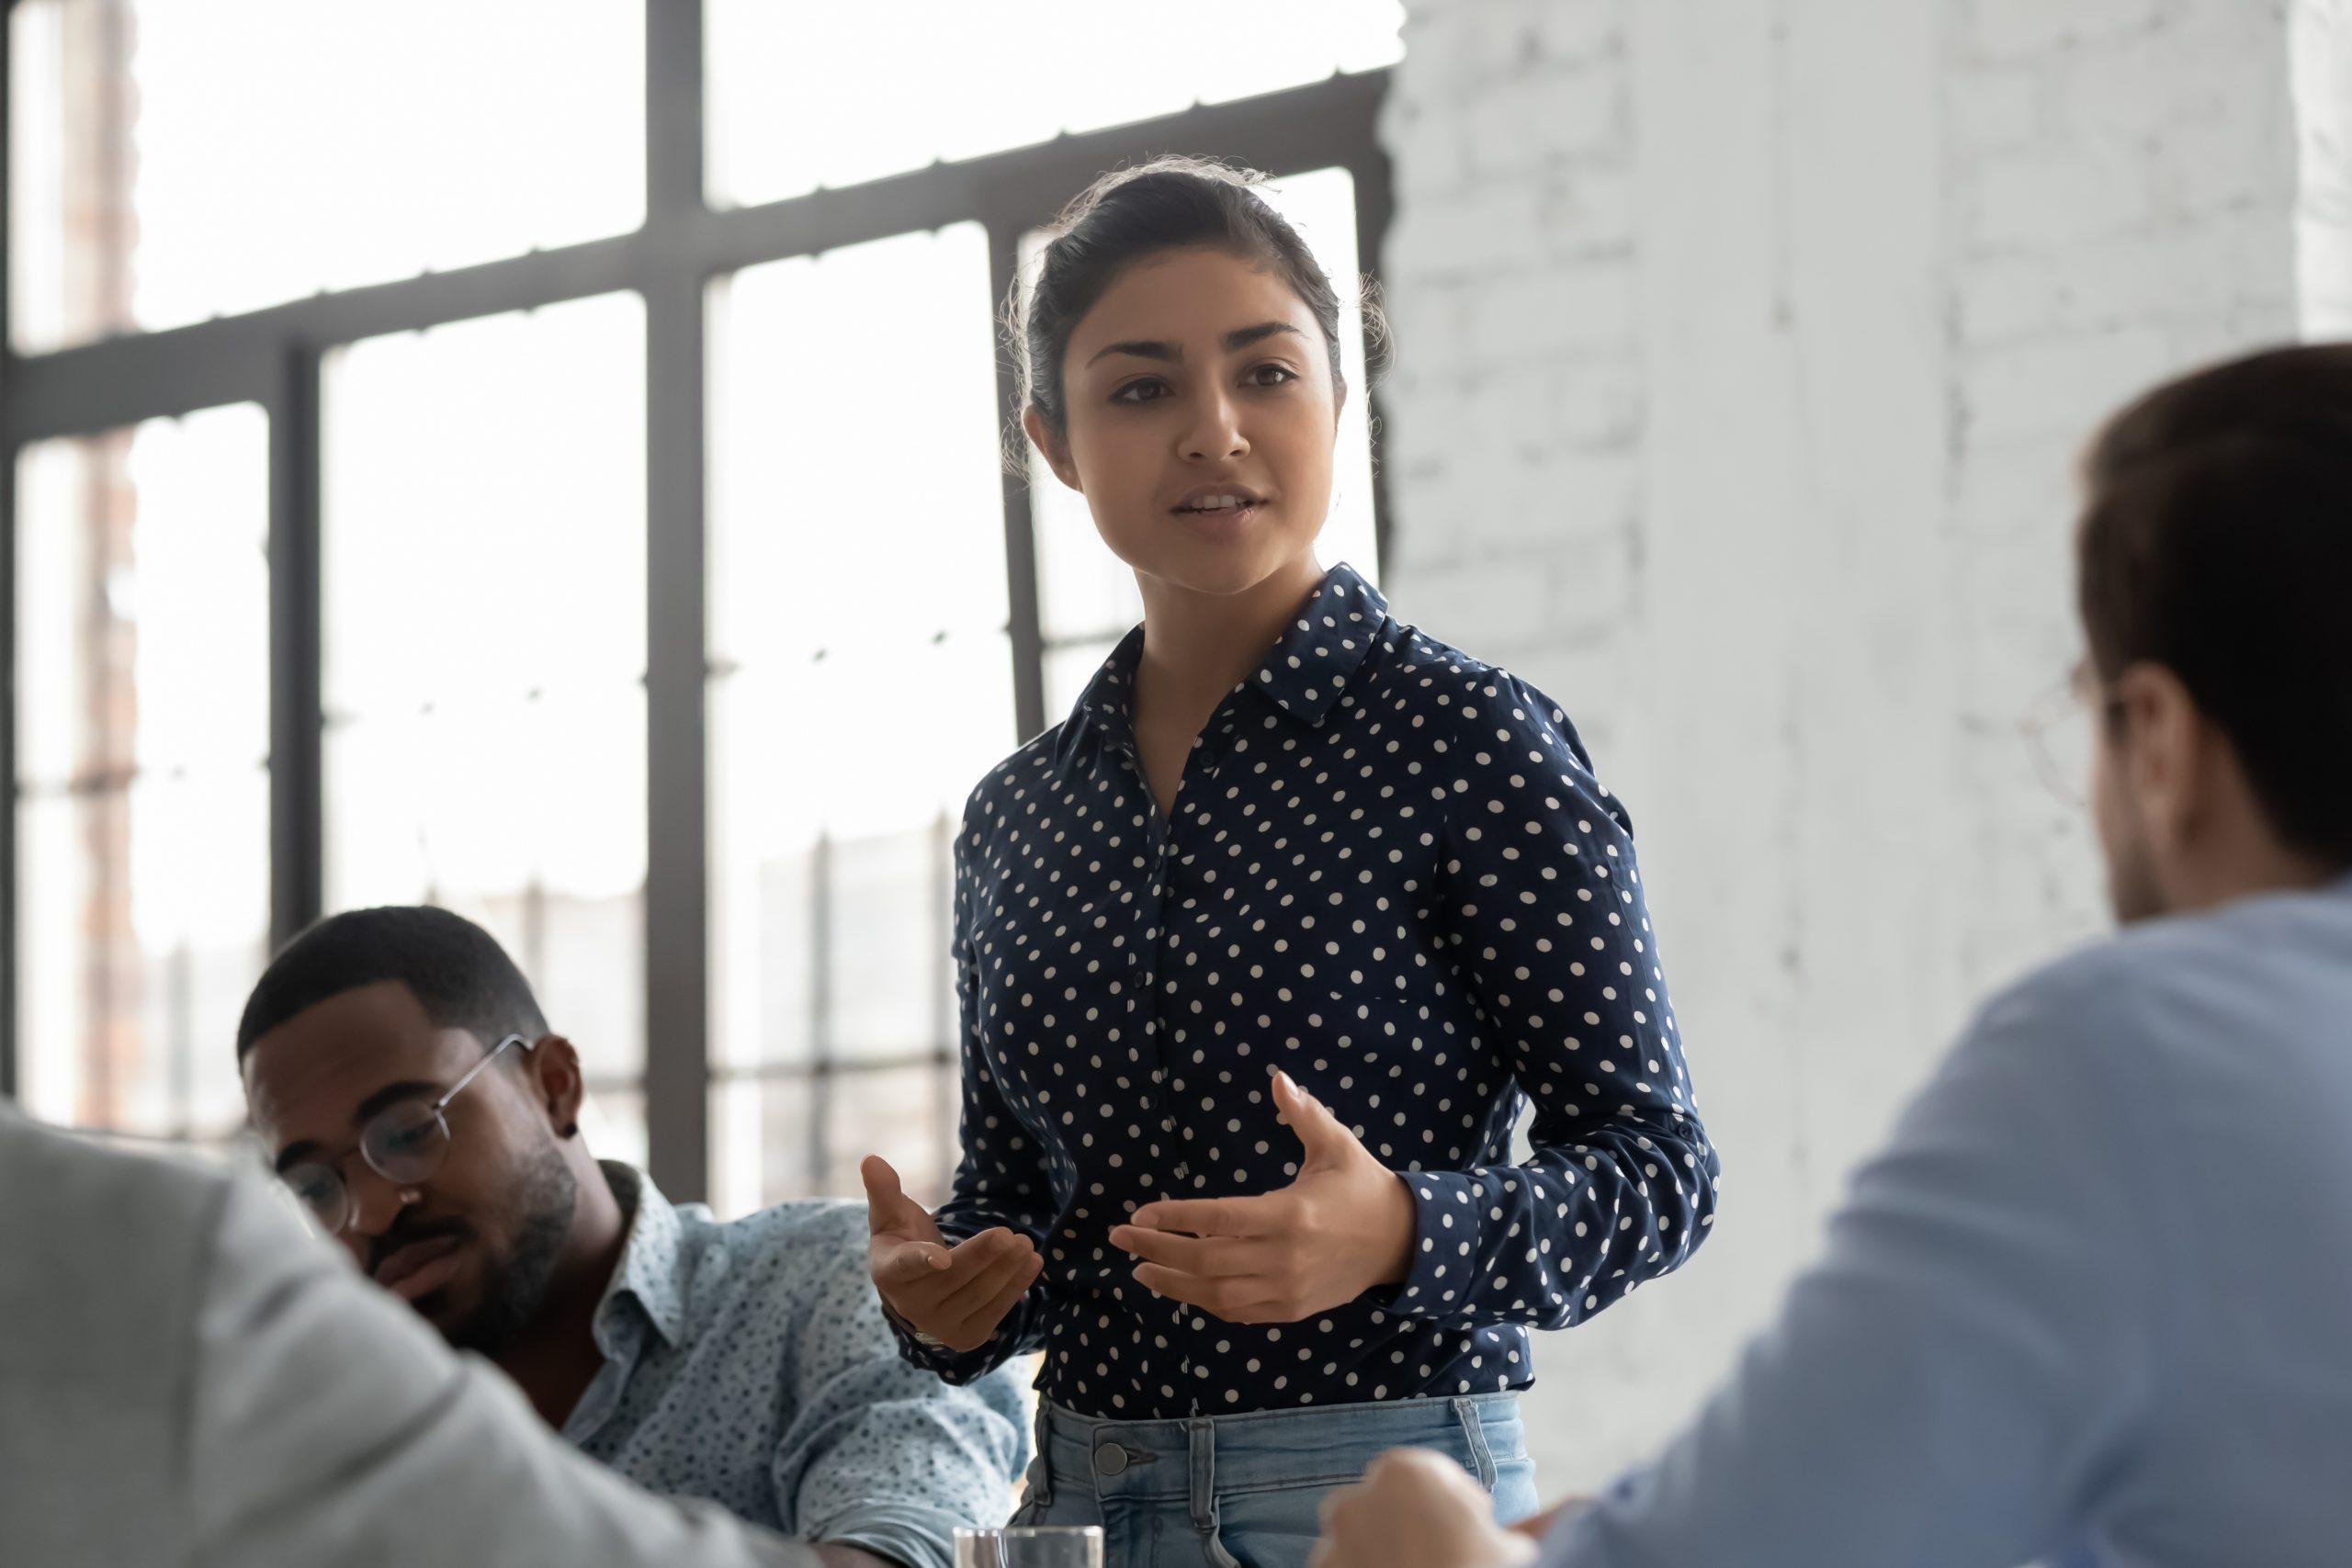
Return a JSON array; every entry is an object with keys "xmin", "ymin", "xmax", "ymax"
[
  {"xmin": 893, "ymin": 565, "xmax": 1719, "ymax": 1420},
  {"xmin": 568, "ymin": 1165, "xmax": 1027, "ymax": 1568}
]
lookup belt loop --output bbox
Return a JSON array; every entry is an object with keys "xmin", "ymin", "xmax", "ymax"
[
  {"xmin": 1453, "ymin": 1396, "xmax": 1498, "ymax": 1489},
  {"xmin": 1026, "ymin": 1398, "xmax": 1057, "ymax": 1508},
  {"xmin": 1187, "ymin": 1416, "xmax": 1217, "ymax": 1532}
]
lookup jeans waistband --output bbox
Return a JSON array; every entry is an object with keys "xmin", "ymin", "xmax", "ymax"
[{"xmin": 1023, "ymin": 1392, "xmax": 1522, "ymax": 1513}]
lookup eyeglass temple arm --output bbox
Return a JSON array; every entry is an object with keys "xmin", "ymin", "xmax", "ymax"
[{"xmin": 431, "ymin": 1033, "xmax": 533, "ymax": 1113}]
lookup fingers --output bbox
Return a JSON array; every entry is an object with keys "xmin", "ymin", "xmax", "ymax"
[
  {"xmin": 878, "ymin": 1226, "xmax": 1041, "ymax": 1341},
  {"xmin": 940, "ymin": 1248, "xmax": 1045, "ymax": 1346},
  {"xmin": 1126, "ymin": 1195, "xmax": 1278, "ymax": 1239},
  {"xmin": 1107, "ymin": 1224, "xmax": 1267, "ymax": 1277},
  {"xmin": 939, "ymin": 1231, "xmax": 1041, "ymax": 1314},
  {"xmin": 1129, "ymin": 1261, "xmax": 1284, "ymax": 1322},
  {"xmin": 860, "ymin": 1155, "xmax": 933, "ymax": 1239},
  {"xmin": 1272, "ymin": 1069, "xmax": 1359, "ymax": 1164},
  {"xmin": 873, "ymin": 1237, "xmax": 955, "ymax": 1287}
]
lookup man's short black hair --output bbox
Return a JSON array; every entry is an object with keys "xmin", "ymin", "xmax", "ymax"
[
  {"xmin": 2078, "ymin": 342, "xmax": 2352, "ymax": 871},
  {"xmin": 236, "ymin": 905, "xmax": 550, "ymax": 1062}
]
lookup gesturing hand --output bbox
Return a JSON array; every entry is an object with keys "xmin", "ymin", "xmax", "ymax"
[
  {"xmin": 1108, "ymin": 1069, "xmax": 1418, "ymax": 1325},
  {"xmin": 861, "ymin": 1156, "xmax": 1043, "ymax": 1353}
]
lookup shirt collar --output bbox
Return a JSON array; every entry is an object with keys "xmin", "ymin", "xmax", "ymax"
[
  {"xmin": 1067, "ymin": 561, "xmax": 1390, "ymax": 750},
  {"xmin": 1244, "ymin": 561, "xmax": 1388, "ymax": 727},
  {"xmin": 594, "ymin": 1160, "xmax": 688, "ymax": 1349}
]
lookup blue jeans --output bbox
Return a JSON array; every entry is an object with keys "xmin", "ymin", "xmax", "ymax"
[{"xmin": 1010, "ymin": 1393, "xmax": 1538, "ymax": 1568}]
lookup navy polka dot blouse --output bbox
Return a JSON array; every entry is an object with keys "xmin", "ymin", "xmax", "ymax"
[{"xmin": 892, "ymin": 564, "xmax": 1719, "ymax": 1419}]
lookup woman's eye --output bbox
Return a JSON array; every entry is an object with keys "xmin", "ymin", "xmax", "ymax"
[
  {"xmin": 1112, "ymin": 378, "xmax": 1170, "ymax": 404},
  {"xmin": 1246, "ymin": 364, "xmax": 1300, "ymax": 389}
]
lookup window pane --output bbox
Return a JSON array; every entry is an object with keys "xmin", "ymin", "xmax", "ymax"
[
  {"xmin": 324, "ymin": 293, "xmax": 647, "ymax": 720},
  {"xmin": 9, "ymin": 0, "xmax": 643, "ymax": 353},
  {"xmin": 710, "ymin": 1067, "xmax": 956, "ymax": 1220},
  {"xmin": 822, "ymin": 1064, "xmax": 956, "ymax": 1203},
  {"xmin": 15, "ymin": 407, "xmax": 270, "ymax": 1137},
  {"xmin": 322, "ymin": 688, "xmax": 647, "ymax": 1084},
  {"xmin": 710, "ymin": 1074, "xmax": 817, "ymax": 1219},
  {"xmin": 709, "ymin": 224, "xmax": 1005, "ymax": 665},
  {"xmin": 17, "ymin": 406, "xmax": 270, "ymax": 786},
  {"xmin": 827, "ymin": 821, "xmax": 956, "ymax": 1065},
  {"xmin": 707, "ymin": 0, "xmax": 1404, "ymax": 207},
  {"xmin": 708, "ymin": 218, "xmax": 1019, "ymax": 1115},
  {"xmin": 581, "ymin": 1083, "xmax": 649, "ymax": 1175},
  {"xmin": 19, "ymin": 774, "xmax": 270, "ymax": 1137},
  {"xmin": 1045, "ymin": 637, "xmax": 1122, "ymax": 725},
  {"xmin": 1029, "ymin": 168, "xmax": 1381, "ymax": 649},
  {"xmin": 710, "ymin": 640, "xmax": 1012, "ymax": 1073},
  {"xmin": 322, "ymin": 292, "xmax": 646, "ymax": 1082}
]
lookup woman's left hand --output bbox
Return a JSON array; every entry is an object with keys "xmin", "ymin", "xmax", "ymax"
[{"xmin": 1109, "ymin": 1069, "xmax": 1419, "ymax": 1324}]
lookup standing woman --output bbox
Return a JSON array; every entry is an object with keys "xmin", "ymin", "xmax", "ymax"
[{"xmin": 861, "ymin": 158, "xmax": 1718, "ymax": 1568}]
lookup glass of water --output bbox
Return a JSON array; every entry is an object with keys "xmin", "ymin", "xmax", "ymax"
[{"xmin": 953, "ymin": 1525, "xmax": 1105, "ymax": 1568}]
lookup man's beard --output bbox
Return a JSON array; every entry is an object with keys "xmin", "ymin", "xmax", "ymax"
[{"xmin": 446, "ymin": 1143, "xmax": 579, "ymax": 1359}]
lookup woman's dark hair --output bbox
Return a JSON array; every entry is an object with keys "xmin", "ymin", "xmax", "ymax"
[
  {"xmin": 2077, "ymin": 342, "xmax": 2352, "ymax": 869},
  {"xmin": 1009, "ymin": 154, "xmax": 1387, "ymax": 455}
]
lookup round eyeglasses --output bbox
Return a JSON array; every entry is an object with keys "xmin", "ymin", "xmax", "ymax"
[{"xmin": 277, "ymin": 1033, "xmax": 532, "ymax": 1235}]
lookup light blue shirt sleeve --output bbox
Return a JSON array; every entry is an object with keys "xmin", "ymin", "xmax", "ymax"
[
  {"xmin": 1545, "ymin": 953, "xmax": 2165, "ymax": 1568},
  {"xmin": 772, "ymin": 1219, "xmax": 1027, "ymax": 1568}
]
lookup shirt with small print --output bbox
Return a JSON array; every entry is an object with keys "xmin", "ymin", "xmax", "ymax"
[
  {"xmin": 564, "ymin": 1163, "xmax": 1028, "ymax": 1568},
  {"xmin": 892, "ymin": 563, "xmax": 1720, "ymax": 1421}
]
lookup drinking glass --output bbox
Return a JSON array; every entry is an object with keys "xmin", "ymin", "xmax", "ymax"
[{"xmin": 952, "ymin": 1525, "xmax": 1105, "ymax": 1568}]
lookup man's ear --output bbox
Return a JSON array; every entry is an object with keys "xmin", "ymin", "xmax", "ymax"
[
  {"xmin": 526, "ymin": 1034, "xmax": 588, "ymax": 1138},
  {"xmin": 1023, "ymin": 406, "xmax": 1083, "ymax": 492},
  {"xmin": 2111, "ymin": 662, "xmax": 2206, "ymax": 856}
]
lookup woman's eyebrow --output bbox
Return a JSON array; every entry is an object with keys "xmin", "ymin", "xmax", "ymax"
[
  {"xmin": 1088, "ymin": 339, "xmax": 1179, "ymax": 367},
  {"xmin": 1223, "ymin": 321, "xmax": 1302, "ymax": 351}
]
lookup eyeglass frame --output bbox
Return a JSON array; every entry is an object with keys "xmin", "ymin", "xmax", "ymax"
[{"xmin": 274, "ymin": 1032, "xmax": 536, "ymax": 1235}]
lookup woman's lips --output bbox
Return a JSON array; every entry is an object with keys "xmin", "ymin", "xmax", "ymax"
[
  {"xmin": 1171, "ymin": 500, "xmax": 1266, "ymax": 536},
  {"xmin": 374, "ymin": 1234, "xmax": 464, "ymax": 1303}
]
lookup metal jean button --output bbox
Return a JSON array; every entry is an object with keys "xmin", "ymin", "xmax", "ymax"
[{"xmin": 1093, "ymin": 1443, "xmax": 1130, "ymax": 1477}]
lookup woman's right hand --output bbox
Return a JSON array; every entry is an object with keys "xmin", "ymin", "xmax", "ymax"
[{"xmin": 861, "ymin": 1155, "xmax": 1044, "ymax": 1352}]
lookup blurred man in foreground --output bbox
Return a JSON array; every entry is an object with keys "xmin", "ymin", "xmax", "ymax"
[
  {"xmin": 0, "ymin": 1101, "xmax": 814, "ymax": 1567},
  {"xmin": 1317, "ymin": 346, "xmax": 2352, "ymax": 1567}
]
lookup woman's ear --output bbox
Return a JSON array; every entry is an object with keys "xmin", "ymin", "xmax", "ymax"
[
  {"xmin": 527, "ymin": 1035, "xmax": 588, "ymax": 1138},
  {"xmin": 1023, "ymin": 406, "xmax": 1082, "ymax": 491}
]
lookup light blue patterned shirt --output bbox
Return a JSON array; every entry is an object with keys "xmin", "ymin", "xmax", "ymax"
[{"xmin": 562, "ymin": 1164, "xmax": 1027, "ymax": 1568}]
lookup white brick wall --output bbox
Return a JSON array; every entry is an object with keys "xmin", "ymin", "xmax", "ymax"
[
  {"xmin": 1379, "ymin": 0, "xmax": 2301, "ymax": 1494},
  {"xmin": 2300, "ymin": 0, "xmax": 2352, "ymax": 332}
]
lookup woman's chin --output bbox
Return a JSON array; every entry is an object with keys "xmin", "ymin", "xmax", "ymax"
[{"xmin": 1124, "ymin": 536, "xmax": 1322, "ymax": 601}]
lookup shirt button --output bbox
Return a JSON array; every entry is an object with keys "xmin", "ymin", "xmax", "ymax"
[{"xmin": 1093, "ymin": 1444, "xmax": 1130, "ymax": 1477}]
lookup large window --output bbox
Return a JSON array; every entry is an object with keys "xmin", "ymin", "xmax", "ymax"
[
  {"xmin": 4, "ymin": 0, "xmax": 1397, "ymax": 1209},
  {"xmin": 13, "ymin": 404, "xmax": 271, "ymax": 1138}
]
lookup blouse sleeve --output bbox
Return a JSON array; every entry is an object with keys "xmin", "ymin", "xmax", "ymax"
[
  {"xmin": 1388, "ymin": 672, "xmax": 1719, "ymax": 1329},
  {"xmin": 885, "ymin": 795, "xmax": 1057, "ymax": 1383}
]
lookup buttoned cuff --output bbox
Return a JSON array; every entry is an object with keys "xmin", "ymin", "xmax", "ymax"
[{"xmin": 1384, "ymin": 1169, "xmax": 1488, "ymax": 1319}]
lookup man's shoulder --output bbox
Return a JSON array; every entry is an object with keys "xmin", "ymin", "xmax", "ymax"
[
  {"xmin": 1959, "ymin": 883, "xmax": 2352, "ymax": 1122},
  {"xmin": 684, "ymin": 1196, "xmax": 869, "ymax": 1296},
  {"xmin": 0, "ymin": 1114, "xmax": 234, "ymax": 1252}
]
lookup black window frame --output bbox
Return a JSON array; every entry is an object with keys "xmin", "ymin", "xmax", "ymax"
[{"xmin": 0, "ymin": 0, "xmax": 1394, "ymax": 1201}]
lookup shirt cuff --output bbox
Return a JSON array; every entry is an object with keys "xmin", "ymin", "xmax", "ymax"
[
  {"xmin": 815, "ymin": 1505, "xmax": 976, "ymax": 1568},
  {"xmin": 1383, "ymin": 1169, "xmax": 1487, "ymax": 1319}
]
